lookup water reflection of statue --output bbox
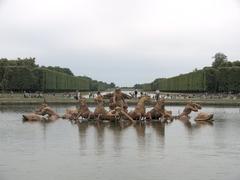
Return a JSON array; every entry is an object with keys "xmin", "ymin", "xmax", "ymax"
[
  {"xmin": 178, "ymin": 118, "xmax": 213, "ymax": 132},
  {"xmin": 151, "ymin": 122, "xmax": 165, "ymax": 137},
  {"xmin": 93, "ymin": 123, "xmax": 106, "ymax": 156},
  {"xmin": 108, "ymin": 123, "xmax": 124, "ymax": 155},
  {"xmin": 151, "ymin": 122, "xmax": 165, "ymax": 148},
  {"xmin": 134, "ymin": 123, "xmax": 146, "ymax": 137},
  {"xmin": 76, "ymin": 121, "xmax": 89, "ymax": 153}
]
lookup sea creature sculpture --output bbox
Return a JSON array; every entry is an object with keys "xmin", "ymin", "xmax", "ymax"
[
  {"xmin": 38, "ymin": 106, "xmax": 60, "ymax": 121},
  {"xmin": 22, "ymin": 113, "xmax": 47, "ymax": 122},
  {"xmin": 195, "ymin": 112, "xmax": 214, "ymax": 122}
]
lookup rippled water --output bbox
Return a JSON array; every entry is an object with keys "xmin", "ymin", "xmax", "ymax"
[{"xmin": 0, "ymin": 105, "xmax": 240, "ymax": 180}]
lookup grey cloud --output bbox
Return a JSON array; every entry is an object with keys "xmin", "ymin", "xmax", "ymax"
[{"xmin": 0, "ymin": 0, "xmax": 240, "ymax": 86}]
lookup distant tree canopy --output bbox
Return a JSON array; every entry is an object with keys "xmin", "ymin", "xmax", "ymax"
[
  {"xmin": 42, "ymin": 66, "xmax": 74, "ymax": 76},
  {"xmin": 211, "ymin": 53, "xmax": 240, "ymax": 68},
  {"xmin": 0, "ymin": 58, "xmax": 74, "ymax": 76},
  {"xmin": 0, "ymin": 58, "xmax": 115, "ymax": 92},
  {"xmin": 0, "ymin": 57, "xmax": 37, "ymax": 67},
  {"xmin": 78, "ymin": 76, "xmax": 115, "ymax": 91},
  {"xmin": 110, "ymin": 82, "xmax": 116, "ymax": 88},
  {"xmin": 212, "ymin": 53, "xmax": 228, "ymax": 68},
  {"xmin": 134, "ymin": 53, "xmax": 240, "ymax": 92}
]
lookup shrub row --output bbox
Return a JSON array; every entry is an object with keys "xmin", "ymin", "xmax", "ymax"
[
  {"xmin": 0, "ymin": 66, "xmax": 38, "ymax": 91},
  {"xmin": 0, "ymin": 67, "xmax": 112, "ymax": 92},
  {"xmin": 150, "ymin": 70, "xmax": 206, "ymax": 92},
  {"xmin": 143, "ymin": 67, "xmax": 240, "ymax": 92}
]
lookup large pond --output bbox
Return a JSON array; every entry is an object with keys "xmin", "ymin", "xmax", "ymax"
[{"xmin": 0, "ymin": 105, "xmax": 240, "ymax": 180}]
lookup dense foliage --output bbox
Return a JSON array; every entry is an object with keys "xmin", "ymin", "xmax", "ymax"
[
  {"xmin": 135, "ymin": 53, "xmax": 240, "ymax": 92},
  {"xmin": 0, "ymin": 59, "xmax": 114, "ymax": 92},
  {"xmin": 80, "ymin": 76, "xmax": 115, "ymax": 91},
  {"xmin": 0, "ymin": 58, "xmax": 37, "ymax": 67},
  {"xmin": 212, "ymin": 53, "xmax": 228, "ymax": 68},
  {"xmin": 41, "ymin": 66, "xmax": 74, "ymax": 76}
]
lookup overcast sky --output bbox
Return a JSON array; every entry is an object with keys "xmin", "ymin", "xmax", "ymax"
[{"xmin": 0, "ymin": 0, "xmax": 240, "ymax": 86}]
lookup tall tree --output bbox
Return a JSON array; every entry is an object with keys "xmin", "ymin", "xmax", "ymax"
[{"xmin": 212, "ymin": 53, "xmax": 228, "ymax": 68}]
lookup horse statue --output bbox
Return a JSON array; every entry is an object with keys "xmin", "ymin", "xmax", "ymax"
[
  {"xmin": 93, "ymin": 94, "xmax": 134, "ymax": 123},
  {"xmin": 146, "ymin": 98, "xmax": 173, "ymax": 122},
  {"xmin": 93, "ymin": 94, "xmax": 108, "ymax": 120},
  {"xmin": 62, "ymin": 108, "xmax": 78, "ymax": 120},
  {"xmin": 128, "ymin": 95, "xmax": 151, "ymax": 121},
  {"xmin": 73, "ymin": 98, "xmax": 94, "ymax": 120},
  {"xmin": 176, "ymin": 101, "xmax": 201, "ymax": 121}
]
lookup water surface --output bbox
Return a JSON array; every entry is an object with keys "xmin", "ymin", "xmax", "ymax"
[{"xmin": 0, "ymin": 105, "xmax": 240, "ymax": 180}]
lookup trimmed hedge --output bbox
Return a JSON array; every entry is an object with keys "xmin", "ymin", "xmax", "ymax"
[
  {"xmin": 33, "ymin": 68, "xmax": 90, "ymax": 91},
  {"xmin": 151, "ymin": 70, "xmax": 205, "ymax": 92},
  {"xmin": 147, "ymin": 67, "xmax": 240, "ymax": 92},
  {"xmin": 1, "ymin": 66, "xmax": 38, "ymax": 91},
  {"xmin": 217, "ymin": 67, "xmax": 240, "ymax": 92},
  {"xmin": 0, "ymin": 67, "xmax": 106, "ymax": 91},
  {"xmin": 0, "ymin": 58, "xmax": 114, "ymax": 92}
]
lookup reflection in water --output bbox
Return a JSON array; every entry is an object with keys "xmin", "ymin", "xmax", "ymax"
[
  {"xmin": 134, "ymin": 123, "xmax": 146, "ymax": 137},
  {"xmin": 41, "ymin": 121, "xmax": 48, "ymax": 141},
  {"xmin": 94, "ymin": 122, "xmax": 105, "ymax": 156},
  {"xmin": 151, "ymin": 122, "xmax": 165, "ymax": 148},
  {"xmin": 1, "ymin": 105, "xmax": 240, "ymax": 180},
  {"xmin": 77, "ymin": 121, "xmax": 89, "ymax": 154},
  {"xmin": 109, "ymin": 122, "xmax": 124, "ymax": 156},
  {"xmin": 178, "ymin": 118, "xmax": 214, "ymax": 130},
  {"xmin": 76, "ymin": 121, "xmax": 167, "ymax": 156},
  {"xmin": 151, "ymin": 122, "xmax": 165, "ymax": 137}
]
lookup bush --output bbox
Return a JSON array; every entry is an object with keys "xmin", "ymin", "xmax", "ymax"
[
  {"xmin": 0, "ymin": 59, "xmax": 112, "ymax": 92},
  {"xmin": 142, "ymin": 67, "xmax": 240, "ymax": 92},
  {"xmin": 217, "ymin": 67, "xmax": 240, "ymax": 92},
  {"xmin": 2, "ymin": 66, "xmax": 37, "ymax": 91},
  {"xmin": 34, "ymin": 68, "xmax": 90, "ymax": 91}
]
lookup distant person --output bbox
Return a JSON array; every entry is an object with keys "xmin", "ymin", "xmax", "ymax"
[
  {"xmin": 77, "ymin": 91, "xmax": 81, "ymax": 100},
  {"xmin": 89, "ymin": 92, "xmax": 92, "ymax": 98},
  {"xmin": 10, "ymin": 90, "xmax": 14, "ymax": 96},
  {"xmin": 24, "ymin": 91, "xmax": 28, "ymax": 98},
  {"xmin": 134, "ymin": 89, "xmax": 138, "ymax": 98},
  {"xmin": 155, "ymin": 90, "xmax": 160, "ymax": 100},
  {"xmin": 75, "ymin": 90, "xmax": 81, "ymax": 100},
  {"xmin": 96, "ymin": 91, "xmax": 102, "ymax": 99},
  {"xmin": 129, "ymin": 92, "xmax": 134, "ymax": 98}
]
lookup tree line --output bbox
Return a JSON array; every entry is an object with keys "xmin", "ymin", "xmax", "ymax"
[
  {"xmin": 134, "ymin": 53, "xmax": 240, "ymax": 93},
  {"xmin": 0, "ymin": 58, "xmax": 115, "ymax": 92}
]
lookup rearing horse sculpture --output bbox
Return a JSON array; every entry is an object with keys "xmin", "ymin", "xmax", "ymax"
[
  {"xmin": 146, "ymin": 98, "xmax": 173, "ymax": 122},
  {"xmin": 128, "ymin": 96, "xmax": 151, "ymax": 121},
  {"xmin": 94, "ymin": 94, "xmax": 135, "ymax": 123},
  {"xmin": 93, "ymin": 95, "xmax": 108, "ymax": 120},
  {"xmin": 177, "ymin": 101, "xmax": 201, "ymax": 121},
  {"xmin": 73, "ymin": 98, "xmax": 94, "ymax": 120}
]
